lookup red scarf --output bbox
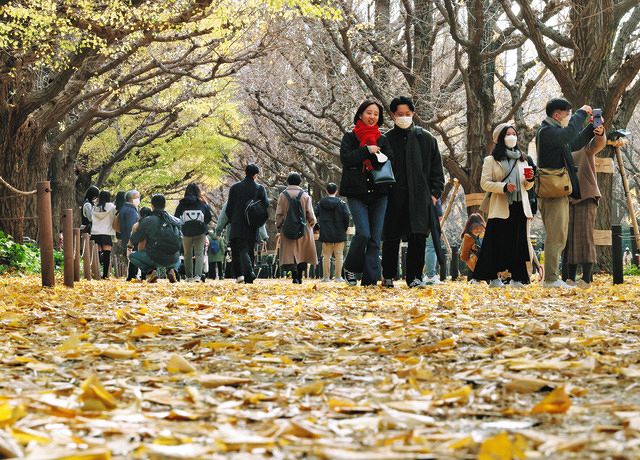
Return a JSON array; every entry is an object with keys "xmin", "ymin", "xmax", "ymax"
[{"xmin": 352, "ymin": 120, "xmax": 381, "ymax": 173}]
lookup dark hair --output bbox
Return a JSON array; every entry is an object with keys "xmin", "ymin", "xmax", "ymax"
[
  {"xmin": 390, "ymin": 96, "xmax": 415, "ymax": 113},
  {"xmin": 83, "ymin": 185, "xmax": 99, "ymax": 203},
  {"xmin": 353, "ymin": 100, "xmax": 384, "ymax": 126},
  {"xmin": 545, "ymin": 98, "xmax": 572, "ymax": 117},
  {"xmin": 326, "ymin": 182, "xmax": 338, "ymax": 194},
  {"xmin": 491, "ymin": 125, "xmax": 525, "ymax": 162},
  {"xmin": 139, "ymin": 207, "xmax": 152, "ymax": 220},
  {"xmin": 185, "ymin": 182, "xmax": 203, "ymax": 201},
  {"xmin": 287, "ymin": 172, "xmax": 302, "ymax": 186},
  {"xmin": 151, "ymin": 194, "xmax": 166, "ymax": 210},
  {"xmin": 97, "ymin": 190, "xmax": 111, "ymax": 211},
  {"xmin": 245, "ymin": 164, "xmax": 260, "ymax": 177},
  {"xmin": 114, "ymin": 191, "xmax": 126, "ymax": 211},
  {"xmin": 461, "ymin": 213, "xmax": 486, "ymax": 239}
]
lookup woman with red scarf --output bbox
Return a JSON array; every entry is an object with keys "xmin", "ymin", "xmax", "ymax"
[{"xmin": 339, "ymin": 100, "xmax": 393, "ymax": 286}]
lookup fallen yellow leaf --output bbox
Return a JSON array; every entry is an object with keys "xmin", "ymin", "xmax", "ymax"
[{"xmin": 531, "ymin": 386, "xmax": 571, "ymax": 414}]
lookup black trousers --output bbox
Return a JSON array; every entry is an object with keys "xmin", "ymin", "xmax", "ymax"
[
  {"xmin": 230, "ymin": 237, "xmax": 256, "ymax": 281},
  {"xmin": 208, "ymin": 261, "xmax": 224, "ymax": 279},
  {"xmin": 382, "ymin": 233, "xmax": 427, "ymax": 285}
]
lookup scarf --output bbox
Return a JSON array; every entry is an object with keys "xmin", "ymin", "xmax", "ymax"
[
  {"xmin": 353, "ymin": 120, "xmax": 381, "ymax": 173},
  {"xmin": 499, "ymin": 148, "xmax": 522, "ymax": 205}
]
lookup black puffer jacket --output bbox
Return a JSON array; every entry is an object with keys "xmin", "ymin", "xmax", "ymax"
[
  {"xmin": 315, "ymin": 196, "xmax": 350, "ymax": 243},
  {"xmin": 339, "ymin": 131, "xmax": 394, "ymax": 198}
]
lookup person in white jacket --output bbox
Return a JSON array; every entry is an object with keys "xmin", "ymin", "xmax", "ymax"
[
  {"xmin": 473, "ymin": 124, "xmax": 535, "ymax": 288},
  {"xmin": 91, "ymin": 190, "xmax": 117, "ymax": 279}
]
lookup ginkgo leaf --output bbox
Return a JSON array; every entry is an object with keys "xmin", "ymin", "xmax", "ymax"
[
  {"xmin": 531, "ymin": 387, "xmax": 572, "ymax": 414},
  {"xmin": 166, "ymin": 354, "xmax": 197, "ymax": 373}
]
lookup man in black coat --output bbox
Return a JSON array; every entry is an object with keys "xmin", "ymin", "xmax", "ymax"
[
  {"xmin": 381, "ymin": 96, "xmax": 445, "ymax": 288},
  {"xmin": 537, "ymin": 98, "xmax": 592, "ymax": 289},
  {"xmin": 315, "ymin": 182, "xmax": 350, "ymax": 282},
  {"xmin": 225, "ymin": 164, "xmax": 268, "ymax": 284}
]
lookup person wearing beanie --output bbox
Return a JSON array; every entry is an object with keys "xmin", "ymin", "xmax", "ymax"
[
  {"xmin": 537, "ymin": 97, "xmax": 593, "ymax": 288},
  {"xmin": 473, "ymin": 124, "xmax": 534, "ymax": 288},
  {"xmin": 561, "ymin": 119, "xmax": 607, "ymax": 288},
  {"xmin": 381, "ymin": 96, "xmax": 445, "ymax": 288}
]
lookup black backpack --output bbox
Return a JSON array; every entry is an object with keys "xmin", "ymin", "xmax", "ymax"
[
  {"xmin": 282, "ymin": 190, "xmax": 306, "ymax": 240},
  {"xmin": 245, "ymin": 187, "xmax": 269, "ymax": 229},
  {"xmin": 150, "ymin": 213, "xmax": 182, "ymax": 254}
]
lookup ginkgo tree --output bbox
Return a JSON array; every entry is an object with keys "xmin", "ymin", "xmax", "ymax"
[{"xmin": 0, "ymin": 0, "xmax": 336, "ymax": 240}]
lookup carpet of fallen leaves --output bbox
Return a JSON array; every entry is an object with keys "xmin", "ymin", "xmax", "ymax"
[{"xmin": 0, "ymin": 275, "xmax": 639, "ymax": 460}]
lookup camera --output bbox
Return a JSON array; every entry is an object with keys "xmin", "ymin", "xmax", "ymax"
[{"xmin": 593, "ymin": 108, "xmax": 603, "ymax": 128}]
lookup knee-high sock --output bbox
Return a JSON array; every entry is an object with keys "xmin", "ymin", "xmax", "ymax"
[{"xmin": 102, "ymin": 250, "xmax": 111, "ymax": 279}]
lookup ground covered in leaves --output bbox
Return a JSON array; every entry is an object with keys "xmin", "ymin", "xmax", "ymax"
[{"xmin": 0, "ymin": 276, "xmax": 639, "ymax": 459}]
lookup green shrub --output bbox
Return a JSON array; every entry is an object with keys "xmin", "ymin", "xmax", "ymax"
[
  {"xmin": 624, "ymin": 265, "xmax": 640, "ymax": 276},
  {"xmin": 0, "ymin": 231, "xmax": 63, "ymax": 274}
]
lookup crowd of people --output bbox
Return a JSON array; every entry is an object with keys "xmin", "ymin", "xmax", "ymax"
[{"xmin": 79, "ymin": 95, "xmax": 607, "ymax": 289}]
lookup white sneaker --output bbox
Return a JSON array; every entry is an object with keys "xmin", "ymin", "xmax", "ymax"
[
  {"xmin": 489, "ymin": 279, "xmax": 505, "ymax": 288},
  {"xmin": 469, "ymin": 279, "xmax": 481, "ymax": 285},
  {"xmin": 543, "ymin": 280, "xmax": 575, "ymax": 289},
  {"xmin": 408, "ymin": 279, "xmax": 425, "ymax": 288},
  {"xmin": 576, "ymin": 279, "xmax": 591, "ymax": 289},
  {"xmin": 236, "ymin": 276, "xmax": 245, "ymax": 284},
  {"xmin": 334, "ymin": 277, "xmax": 345, "ymax": 283},
  {"xmin": 430, "ymin": 275, "xmax": 443, "ymax": 285},
  {"xmin": 509, "ymin": 281, "xmax": 526, "ymax": 288},
  {"xmin": 320, "ymin": 277, "xmax": 330, "ymax": 283}
]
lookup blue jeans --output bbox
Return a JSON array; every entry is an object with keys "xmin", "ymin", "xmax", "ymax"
[
  {"xmin": 424, "ymin": 233, "xmax": 437, "ymax": 277},
  {"xmin": 344, "ymin": 195, "xmax": 388, "ymax": 285},
  {"xmin": 129, "ymin": 250, "xmax": 180, "ymax": 274}
]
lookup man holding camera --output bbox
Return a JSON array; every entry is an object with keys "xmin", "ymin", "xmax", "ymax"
[{"xmin": 537, "ymin": 98, "xmax": 593, "ymax": 288}]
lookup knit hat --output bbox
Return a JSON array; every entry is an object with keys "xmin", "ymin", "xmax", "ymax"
[{"xmin": 492, "ymin": 123, "xmax": 511, "ymax": 144}]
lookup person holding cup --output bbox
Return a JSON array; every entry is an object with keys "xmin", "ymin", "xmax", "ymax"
[{"xmin": 473, "ymin": 124, "xmax": 535, "ymax": 287}]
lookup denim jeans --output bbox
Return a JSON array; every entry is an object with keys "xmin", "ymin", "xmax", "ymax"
[
  {"xmin": 129, "ymin": 250, "xmax": 180, "ymax": 274},
  {"xmin": 424, "ymin": 233, "xmax": 438, "ymax": 278},
  {"xmin": 344, "ymin": 195, "xmax": 388, "ymax": 285}
]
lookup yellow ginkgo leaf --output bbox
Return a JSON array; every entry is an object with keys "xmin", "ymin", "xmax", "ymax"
[
  {"xmin": 531, "ymin": 386, "xmax": 572, "ymax": 414},
  {"xmin": 294, "ymin": 381, "xmax": 324, "ymax": 397},
  {"xmin": 478, "ymin": 432, "xmax": 526, "ymax": 460},
  {"xmin": 166, "ymin": 354, "xmax": 197, "ymax": 373},
  {"xmin": 79, "ymin": 374, "xmax": 118, "ymax": 411},
  {"xmin": 130, "ymin": 323, "xmax": 161, "ymax": 338}
]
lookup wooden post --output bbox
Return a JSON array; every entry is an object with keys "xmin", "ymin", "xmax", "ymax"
[
  {"xmin": 612, "ymin": 225, "xmax": 623, "ymax": 284},
  {"xmin": 61, "ymin": 209, "xmax": 74, "ymax": 287},
  {"xmin": 37, "ymin": 181, "xmax": 55, "ymax": 287},
  {"xmin": 90, "ymin": 240, "xmax": 100, "ymax": 279},
  {"xmin": 73, "ymin": 228, "xmax": 81, "ymax": 281},
  {"xmin": 83, "ymin": 233, "xmax": 92, "ymax": 280},
  {"xmin": 450, "ymin": 246, "xmax": 459, "ymax": 281}
]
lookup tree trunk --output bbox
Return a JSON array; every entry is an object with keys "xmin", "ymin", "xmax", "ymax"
[{"xmin": 0, "ymin": 119, "xmax": 50, "ymax": 241}]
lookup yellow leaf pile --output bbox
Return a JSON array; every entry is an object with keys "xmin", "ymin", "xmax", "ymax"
[{"xmin": 0, "ymin": 274, "xmax": 638, "ymax": 458}]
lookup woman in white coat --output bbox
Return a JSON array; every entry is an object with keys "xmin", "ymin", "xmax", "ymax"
[{"xmin": 473, "ymin": 124, "xmax": 534, "ymax": 287}]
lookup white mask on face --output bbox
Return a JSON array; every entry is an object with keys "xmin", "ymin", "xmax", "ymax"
[
  {"xmin": 559, "ymin": 114, "xmax": 571, "ymax": 128},
  {"xmin": 504, "ymin": 135, "xmax": 518, "ymax": 148},
  {"xmin": 394, "ymin": 116, "xmax": 413, "ymax": 129},
  {"xmin": 132, "ymin": 198, "xmax": 141, "ymax": 207}
]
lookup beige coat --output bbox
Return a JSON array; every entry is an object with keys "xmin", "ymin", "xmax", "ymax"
[
  {"xmin": 276, "ymin": 186, "xmax": 318, "ymax": 265},
  {"xmin": 480, "ymin": 155, "xmax": 534, "ymax": 220}
]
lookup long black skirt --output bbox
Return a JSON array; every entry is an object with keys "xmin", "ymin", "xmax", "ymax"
[{"xmin": 473, "ymin": 203, "xmax": 530, "ymax": 283}]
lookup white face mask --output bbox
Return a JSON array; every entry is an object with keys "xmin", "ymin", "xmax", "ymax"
[
  {"xmin": 132, "ymin": 198, "xmax": 141, "ymax": 207},
  {"xmin": 559, "ymin": 114, "xmax": 571, "ymax": 128},
  {"xmin": 504, "ymin": 135, "xmax": 518, "ymax": 148},
  {"xmin": 394, "ymin": 116, "xmax": 413, "ymax": 129}
]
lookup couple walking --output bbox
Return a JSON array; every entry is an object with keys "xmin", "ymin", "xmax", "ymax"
[{"xmin": 339, "ymin": 96, "xmax": 445, "ymax": 287}]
